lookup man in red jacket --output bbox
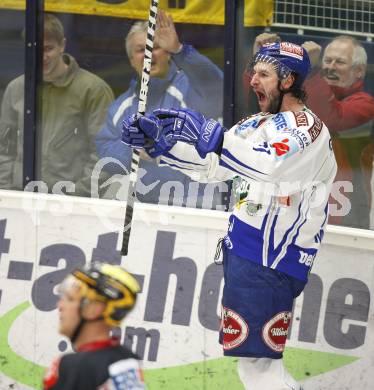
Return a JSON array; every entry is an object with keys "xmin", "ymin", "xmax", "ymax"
[{"xmin": 244, "ymin": 33, "xmax": 374, "ymax": 227}]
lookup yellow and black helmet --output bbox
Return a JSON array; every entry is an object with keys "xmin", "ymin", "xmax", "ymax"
[{"xmin": 72, "ymin": 262, "xmax": 140, "ymax": 327}]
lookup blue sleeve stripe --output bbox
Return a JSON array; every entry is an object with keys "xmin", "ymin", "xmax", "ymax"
[
  {"xmin": 219, "ymin": 159, "xmax": 252, "ymax": 178},
  {"xmin": 160, "ymin": 155, "xmax": 207, "ymax": 172},
  {"xmin": 221, "ymin": 148, "xmax": 267, "ymax": 175},
  {"xmin": 163, "ymin": 151, "xmax": 205, "ymax": 167},
  {"xmin": 159, "ymin": 161, "xmax": 195, "ymax": 171}
]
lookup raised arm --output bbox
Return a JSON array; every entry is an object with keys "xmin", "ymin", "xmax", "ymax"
[
  {"xmin": 156, "ymin": 10, "xmax": 223, "ymax": 116},
  {"xmin": 122, "ymin": 108, "xmax": 336, "ymax": 193}
]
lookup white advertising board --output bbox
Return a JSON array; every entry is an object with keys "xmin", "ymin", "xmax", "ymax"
[{"xmin": 0, "ymin": 190, "xmax": 373, "ymax": 389}]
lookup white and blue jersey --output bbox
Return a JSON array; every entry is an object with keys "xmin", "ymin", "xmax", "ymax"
[{"xmin": 159, "ymin": 108, "xmax": 337, "ymax": 281}]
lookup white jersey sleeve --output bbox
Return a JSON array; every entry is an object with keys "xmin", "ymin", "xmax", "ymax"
[
  {"xmin": 220, "ymin": 110, "xmax": 336, "ymax": 195},
  {"xmin": 159, "ymin": 110, "xmax": 336, "ymax": 197},
  {"xmin": 159, "ymin": 142, "xmax": 234, "ymax": 183}
]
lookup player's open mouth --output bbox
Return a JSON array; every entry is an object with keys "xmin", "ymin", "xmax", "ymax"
[{"xmin": 256, "ymin": 91, "xmax": 266, "ymax": 103}]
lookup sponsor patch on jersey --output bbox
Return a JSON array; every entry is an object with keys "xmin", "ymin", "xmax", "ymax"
[
  {"xmin": 279, "ymin": 42, "xmax": 304, "ymax": 61},
  {"xmin": 232, "ymin": 175, "xmax": 250, "ymax": 207},
  {"xmin": 236, "ymin": 116, "xmax": 268, "ymax": 134},
  {"xmin": 222, "ymin": 307, "xmax": 249, "ymax": 350},
  {"xmin": 284, "ymin": 128, "xmax": 311, "ymax": 151},
  {"xmin": 293, "ymin": 112, "xmax": 309, "ymax": 127},
  {"xmin": 308, "ymin": 114, "xmax": 323, "ymax": 142},
  {"xmin": 273, "ymin": 113, "xmax": 289, "ymax": 131},
  {"xmin": 271, "ymin": 136, "xmax": 300, "ymax": 160},
  {"xmin": 262, "ymin": 311, "xmax": 292, "ymax": 353},
  {"xmin": 107, "ymin": 359, "xmax": 145, "ymax": 390},
  {"xmin": 246, "ymin": 202, "xmax": 263, "ymax": 216},
  {"xmin": 272, "ymin": 138, "xmax": 290, "ymax": 156}
]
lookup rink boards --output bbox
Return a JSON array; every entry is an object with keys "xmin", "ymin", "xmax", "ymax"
[{"xmin": 0, "ymin": 190, "xmax": 373, "ymax": 390}]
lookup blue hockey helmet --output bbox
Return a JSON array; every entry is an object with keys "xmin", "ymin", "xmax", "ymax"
[{"xmin": 253, "ymin": 41, "xmax": 311, "ymax": 86}]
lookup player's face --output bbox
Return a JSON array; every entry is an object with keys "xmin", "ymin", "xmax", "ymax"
[
  {"xmin": 43, "ymin": 37, "xmax": 65, "ymax": 81},
  {"xmin": 57, "ymin": 276, "xmax": 82, "ymax": 340},
  {"xmin": 322, "ymin": 40, "xmax": 360, "ymax": 88},
  {"xmin": 250, "ymin": 62, "xmax": 281, "ymax": 113},
  {"xmin": 129, "ymin": 32, "xmax": 171, "ymax": 78}
]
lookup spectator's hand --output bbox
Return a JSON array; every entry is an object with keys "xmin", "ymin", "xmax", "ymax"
[
  {"xmin": 151, "ymin": 108, "xmax": 225, "ymax": 159},
  {"xmin": 302, "ymin": 41, "xmax": 322, "ymax": 69},
  {"xmin": 253, "ymin": 33, "xmax": 281, "ymax": 55},
  {"xmin": 156, "ymin": 9, "xmax": 182, "ymax": 54}
]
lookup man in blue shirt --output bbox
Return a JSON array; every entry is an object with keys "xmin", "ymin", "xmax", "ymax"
[{"xmin": 96, "ymin": 10, "xmax": 229, "ymax": 209}]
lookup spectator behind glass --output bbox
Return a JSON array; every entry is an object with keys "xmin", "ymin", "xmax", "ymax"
[
  {"xmin": 96, "ymin": 10, "xmax": 230, "ymax": 210},
  {"xmin": 0, "ymin": 14, "xmax": 114, "ymax": 197},
  {"xmin": 243, "ymin": 34, "xmax": 374, "ymax": 228}
]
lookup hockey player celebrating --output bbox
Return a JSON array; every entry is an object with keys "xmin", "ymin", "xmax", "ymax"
[
  {"xmin": 43, "ymin": 262, "xmax": 144, "ymax": 390},
  {"xmin": 121, "ymin": 42, "xmax": 337, "ymax": 389}
]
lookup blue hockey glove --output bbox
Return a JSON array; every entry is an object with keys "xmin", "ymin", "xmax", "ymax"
[
  {"xmin": 137, "ymin": 114, "xmax": 177, "ymax": 158},
  {"xmin": 121, "ymin": 114, "xmax": 176, "ymax": 158},
  {"xmin": 151, "ymin": 108, "xmax": 225, "ymax": 158},
  {"xmin": 121, "ymin": 114, "xmax": 146, "ymax": 148}
]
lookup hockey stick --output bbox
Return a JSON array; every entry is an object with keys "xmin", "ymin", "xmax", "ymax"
[{"xmin": 121, "ymin": 0, "xmax": 159, "ymax": 256}]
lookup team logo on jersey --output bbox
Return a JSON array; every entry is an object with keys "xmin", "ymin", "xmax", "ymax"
[
  {"xmin": 222, "ymin": 307, "xmax": 249, "ymax": 350},
  {"xmin": 262, "ymin": 311, "xmax": 292, "ymax": 353}
]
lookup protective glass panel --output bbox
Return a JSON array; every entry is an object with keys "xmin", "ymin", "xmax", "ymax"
[
  {"xmin": 35, "ymin": 1, "xmax": 227, "ymax": 210},
  {"xmin": 0, "ymin": 6, "xmax": 25, "ymax": 191},
  {"xmin": 237, "ymin": 0, "xmax": 374, "ymax": 230}
]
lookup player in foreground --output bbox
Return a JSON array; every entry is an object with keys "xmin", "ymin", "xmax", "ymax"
[
  {"xmin": 43, "ymin": 262, "xmax": 144, "ymax": 390},
  {"xmin": 121, "ymin": 42, "xmax": 337, "ymax": 389}
]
